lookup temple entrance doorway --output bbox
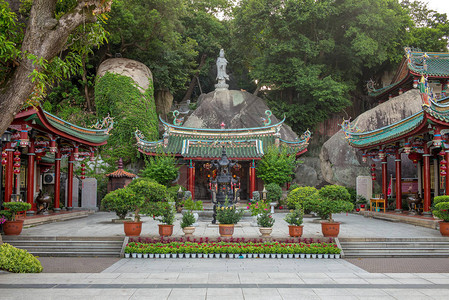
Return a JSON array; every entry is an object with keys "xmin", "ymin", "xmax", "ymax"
[{"xmin": 194, "ymin": 161, "xmax": 249, "ymax": 201}]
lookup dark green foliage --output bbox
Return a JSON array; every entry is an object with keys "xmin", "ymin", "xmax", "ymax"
[
  {"xmin": 0, "ymin": 202, "xmax": 31, "ymax": 221},
  {"xmin": 288, "ymin": 183, "xmax": 301, "ymax": 193},
  {"xmin": 318, "ymin": 185, "xmax": 351, "ymax": 202},
  {"xmin": 180, "ymin": 210, "xmax": 196, "ymax": 228},
  {"xmin": 95, "ymin": 72, "xmax": 158, "ymax": 165},
  {"xmin": 126, "ymin": 178, "xmax": 167, "ymax": 203},
  {"xmin": 256, "ymin": 146, "xmax": 296, "ymax": 186},
  {"xmin": 284, "ymin": 205, "xmax": 304, "ymax": 226},
  {"xmin": 265, "ymin": 183, "xmax": 282, "ymax": 202},
  {"xmin": 433, "ymin": 202, "xmax": 449, "ymax": 222},
  {"xmin": 257, "ymin": 210, "xmax": 275, "ymax": 227},
  {"xmin": 433, "ymin": 196, "xmax": 449, "ymax": 206},
  {"xmin": 286, "ymin": 186, "xmax": 318, "ymax": 210},
  {"xmin": 101, "ymin": 188, "xmax": 134, "ymax": 219},
  {"xmin": 140, "ymin": 152, "xmax": 179, "ymax": 186},
  {"xmin": 183, "ymin": 198, "xmax": 203, "ymax": 211},
  {"xmin": 152, "ymin": 202, "xmax": 175, "ymax": 225},
  {"xmin": 346, "ymin": 187, "xmax": 357, "ymax": 204},
  {"xmin": 0, "ymin": 243, "xmax": 43, "ymax": 273}
]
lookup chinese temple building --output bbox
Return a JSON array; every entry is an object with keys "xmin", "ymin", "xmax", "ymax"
[
  {"xmin": 1, "ymin": 106, "xmax": 113, "ymax": 214},
  {"xmin": 135, "ymin": 116, "xmax": 311, "ymax": 200},
  {"xmin": 343, "ymin": 48, "xmax": 449, "ymax": 215}
]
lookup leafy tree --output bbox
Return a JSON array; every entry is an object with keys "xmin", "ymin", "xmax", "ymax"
[
  {"xmin": 139, "ymin": 151, "xmax": 180, "ymax": 186},
  {"xmin": 256, "ymin": 146, "xmax": 297, "ymax": 186},
  {"xmin": 0, "ymin": 0, "xmax": 111, "ymax": 135}
]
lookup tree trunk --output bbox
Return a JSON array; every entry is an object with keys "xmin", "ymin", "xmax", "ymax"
[
  {"xmin": 0, "ymin": 0, "xmax": 106, "ymax": 135},
  {"xmin": 81, "ymin": 54, "xmax": 92, "ymax": 111},
  {"xmin": 181, "ymin": 54, "xmax": 207, "ymax": 102}
]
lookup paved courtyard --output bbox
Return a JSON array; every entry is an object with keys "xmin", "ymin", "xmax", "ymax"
[
  {"xmin": 17, "ymin": 211, "xmax": 442, "ymax": 238},
  {"xmin": 1, "ymin": 211, "xmax": 449, "ymax": 299}
]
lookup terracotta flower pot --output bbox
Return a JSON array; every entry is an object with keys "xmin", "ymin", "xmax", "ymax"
[
  {"xmin": 158, "ymin": 224, "xmax": 174, "ymax": 237},
  {"xmin": 321, "ymin": 222, "xmax": 341, "ymax": 237},
  {"xmin": 259, "ymin": 227, "xmax": 273, "ymax": 237},
  {"xmin": 3, "ymin": 220, "xmax": 24, "ymax": 235},
  {"xmin": 123, "ymin": 221, "xmax": 142, "ymax": 236},
  {"xmin": 439, "ymin": 221, "xmax": 449, "ymax": 236},
  {"xmin": 218, "ymin": 224, "xmax": 234, "ymax": 237},
  {"xmin": 288, "ymin": 225, "xmax": 303, "ymax": 237},
  {"xmin": 182, "ymin": 226, "xmax": 195, "ymax": 237}
]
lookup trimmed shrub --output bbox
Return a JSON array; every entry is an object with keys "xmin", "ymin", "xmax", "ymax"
[
  {"xmin": 266, "ymin": 183, "xmax": 282, "ymax": 202},
  {"xmin": 433, "ymin": 196, "xmax": 449, "ymax": 206},
  {"xmin": 0, "ymin": 243, "xmax": 43, "ymax": 273},
  {"xmin": 318, "ymin": 185, "xmax": 351, "ymax": 202},
  {"xmin": 286, "ymin": 186, "xmax": 318, "ymax": 209},
  {"xmin": 433, "ymin": 202, "xmax": 449, "ymax": 222}
]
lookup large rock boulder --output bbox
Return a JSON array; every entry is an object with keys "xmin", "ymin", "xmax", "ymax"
[
  {"xmin": 320, "ymin": 89, "xmax": 423, "ymax": 187},
  {"xmin": 184, "ymin": 90, "xmax": 298, "ymax": 140},
  {"xmin": 97, "ymin": 58, "xmax": 153, "ymax": 92}
]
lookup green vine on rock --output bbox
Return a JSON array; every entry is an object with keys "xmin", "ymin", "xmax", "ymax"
[{"xmin": 95, "ymin": 72, "xmax": 158, "ymax": 166}]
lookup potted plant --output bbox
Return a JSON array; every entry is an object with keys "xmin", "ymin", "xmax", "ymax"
[
  {"xmin": 216, "ymin": 198, "xmax": 244, "ymax": 237},
  {"xmin": 266, "ymin": 183, "xmax": 282, "ymax": 204},
  {"xmin": 257, "ymin": 210, "xmax": 275, "ymax": 238},
  {"xmin": 433, "ymin": 202, "xmax": 449, "ymax": 236},
  {"xmin": 284, "ymin": 204, "xmax": 304, "ymax": 237},
  {"xmin": 181, "ymin": 210, "xmax": 196, "ymax": 236},
  {"xmin": 152, "ymin": 202, "xmax": 175, "ymax": 237},
  {"xmin": 304, "ymin": 185, "xmax": 353, "ymax": 237},
  {"xmin": 0, "ymin": 202, "xmax": 32, "ymax": 235}
]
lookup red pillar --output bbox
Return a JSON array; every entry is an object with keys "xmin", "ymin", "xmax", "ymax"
[
  {"xmin": 381, "ymin": 157, "xmax": 388, "ymax": 204},
  {"xmin": 54, "ymin": 149, "xmax": 61, "ymax": 211},
  {"xmin": 4, "ymin": 143, "xmax": 14, "ymax": 203},
  {"xmin": 27, "ymin": 139, "xmax": 36, "ymax": 213},
  {"xmin": 188, "ymin": 160, "xmax": 195, "ymax": 200},
  {"xmin": 67, "ymin": 153, "xmax": 74, "ymax": 210},
  {"xmin": 250, "ymin": 160, "xmax": 256, "ymax": 199},
  {"xmin": 423, "ymin": 145, "xmax": 431, "ymax": 214},
  {"xmin": 395, "ymin": 153, "xmax": 402, "ymax": 211},
  {"xmin": 446, "ymin": 151, "xmax": 449, "ymax": 196}
]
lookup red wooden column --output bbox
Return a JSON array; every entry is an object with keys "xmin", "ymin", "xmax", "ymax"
[
  {"xmin": 27, "ymin": 139, "xmax": 36, "ymax": 214},
  {"xmin": 395, "ymin": 152, "xmax": 402, "ymax": 211},
  {"xmin": 249, "ymin": 160, "xmax": 256, "ymax": 199},
  {"xmin": 446, "ymin": 150, "xmax": 449, "ymax": 196},
  {"xmin": 4, "ymin": 143, "xmax": 14, "ymax": 203},
  {"xmin": 423, "ymin": 145, "xmax": 432, "ymax": 214},
  {"xmin": 67, "ymin": 153, "xmax": 74, "ymax": 210},
  {"xmin": 54, "ymin": 149, "xmax": 61, "ymax": 212},
  {"xmin": 188, "ymin": 160, "xmax": 195, "ymax": 200},
  {"xmin": 381, "ymin": 157, "xmax": 388, "ymax": 204}
]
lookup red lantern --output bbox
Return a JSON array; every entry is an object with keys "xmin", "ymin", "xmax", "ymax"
[
  {"xmin": 1, "ymin": 151, "xmax": 7, "ymax": 166},
  {"xmin": 408, "ymin": 152, "xmax": 422, "ymax": 164},
  {"xmin": 372, "ymin": 174, "xmax": 376, "ymax": 181}
]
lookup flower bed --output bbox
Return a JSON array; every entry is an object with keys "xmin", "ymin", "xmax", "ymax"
[{"xmin": 124, "ymin": 240, "xmax": 341, "ymax": 259}]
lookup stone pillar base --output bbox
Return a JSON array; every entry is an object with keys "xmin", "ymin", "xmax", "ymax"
[
  {"xmin": 53, "ymin": 208, "xmax": 61, "ymax": 213},
  {"xmin": 394, "ymin": 209, "xmax": 403, "ymax": 213},
  {"xmin": 66, "ymin": 207, "xmax": 73, "ymax": 211},
  {"xmin": 423, "ymin": 211, "xmax": 432, "ymax": 216},
  {"xmin": 26, "ymin": 210, "xmax": 36, "ymax": 216}
]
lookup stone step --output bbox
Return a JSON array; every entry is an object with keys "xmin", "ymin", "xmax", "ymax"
[
  {"xmin": 340, "ymin": 242, "xmax": 449, "ymax": 248},
  {"xmin": 342, "ymin": 247, "xmax": 449, "ymax": 252},
  {"xmin": 2, "ymin": 237, "xmax": 124, "ymax": 257},
  {"xmin": 343, "ymin": 252, "xmax": 449, "ymax": 258}
]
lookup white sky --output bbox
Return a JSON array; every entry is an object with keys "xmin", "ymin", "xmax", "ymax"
[{"xmin": 426, "ymin": 0, "xmax": 449, "ymax": 15}]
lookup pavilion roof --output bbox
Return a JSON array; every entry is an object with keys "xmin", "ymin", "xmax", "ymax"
[
  {"xmin": 368, "ymin": 48, "xmax": 449, "ymax": 97},
  {"xmin": 343, "ymin": 79, "xmax": 449, "ymax": 150},
  {"xmin": 136, "ymin": 117, "xmax": 311, "ymax": 160},
  {"xmin": 10, "ymin": 107, "xmax": 113, "ymax": 147}
]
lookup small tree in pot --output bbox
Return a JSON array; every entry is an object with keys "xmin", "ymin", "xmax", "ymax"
[
  {"xmin": 0, "ymin": 202, "xmax": 32, "ymax": 235},
  {"xmin": 151, "ymin": 201, "xmax": 176, "ymax": 237},
  {"xmin": 216, "ymin": 198, "xmax": 244, "ymax": 237},
  {"xmin": 180, "ymin": 210, "xmax": 196, "ymax": 236},
  {"xmin": 284, "ymin": 204, "xmax": 304, "ymax": 237},
  {"xmin": 257, "ymin": 209, "xmax": 275, "ymax": 238},
  {"xmin": 433, "ymin": 202, "xmax": 449, "ymax": 236},
  {"xmin": 304, "ymin": 185, "xmax": 353, "ymax": 237}
]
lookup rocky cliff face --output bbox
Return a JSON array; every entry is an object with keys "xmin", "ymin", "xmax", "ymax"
[
  {"xmin": 184, "ymin": 90, "xmax": 298, "ymax": 141},
  {"xmin": 319, "ymin": 89, "xmax": 423, "ymax": 187}
]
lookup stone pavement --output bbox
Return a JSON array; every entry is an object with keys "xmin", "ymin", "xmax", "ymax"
[
  {"xmin": 18, "ymin": 211, "xmax": 442, "ymax": 238},
  {"xmin": 1, "ymin": 211, "xmax": 449, "ymax": 299}
]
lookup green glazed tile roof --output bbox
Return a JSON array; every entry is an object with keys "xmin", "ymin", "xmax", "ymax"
[
  {"xmin": 408, "ymin": 52, "xmax": 449, "ymax": 77},
  {"xmin": 344, "ymin": 111, "xmax": 425, "ymax": 148},
  {"xmin": 136, "ymin": 119, "xmax": 311, "ymax": 159}
]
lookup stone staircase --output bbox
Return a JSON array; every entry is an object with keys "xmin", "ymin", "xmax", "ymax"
[
  {"xmin": 340, "ymin": 237, "xmax": 449, "ymax": 258},
  {"xmin": 2, "ymin": 236, "xmax": 125, "ymax": 257}
]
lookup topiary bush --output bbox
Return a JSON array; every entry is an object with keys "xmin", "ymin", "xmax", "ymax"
[
  {"xmin": 0, "ymin": 243, "xmax": 43, "ymax": 273},
  {"xmin": 286, "ymin": 186, "xmax": 318, "ymax": 210},
  {"xmin": 0, "ymin": 202, "xmax": 31, "ymax": 221},
  {"xmin": 433, "ymin": 202, "xmax": 449, "ymax": 222},
  {"xmin": 433, "ymin": 196, "xmax": 449, "ymax": 206},
  {"xmin": 101, "ymin": 188, "xmax": 134, "ymax": 220},
  {"xmin": 288, "ymin": 183, "xmax": 301, "ymax": 194},
  {"xmin": 266, "ymin": 183, "xmax": 282, "ymax": 202},
  {"xmin": 140, "ymin": 152, "xmax": 179, "ymax": 186},
  {"xmin": 318, "ymin": 185, "xmax": 351, "ymax": 202}
]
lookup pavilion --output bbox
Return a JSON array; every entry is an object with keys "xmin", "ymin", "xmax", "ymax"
[
  {"xmin": 1, "ymin": 106, "xmax": 113, "ymax": 214},
  {"xmin": 135, "ymin": 116, "xmax": 311, "ymax": 200},
  {"xmin": 342, "ymin": 48, "xmax": 449, "ymax": 214}
]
